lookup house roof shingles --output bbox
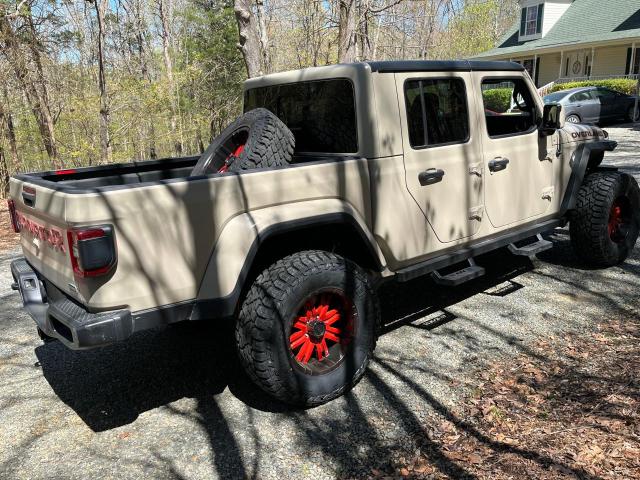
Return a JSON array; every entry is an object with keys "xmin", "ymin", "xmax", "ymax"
[{"xmin": 476, "ymin": 0, "xmax": 640, "ymax": 58}]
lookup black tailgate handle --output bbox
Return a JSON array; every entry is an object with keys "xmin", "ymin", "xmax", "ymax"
[
  {"xmin": 22, "ymin": 190, "xmax": 36, "ymax": 207},
  {"xmin": 488, "ymin": 157, "xmax": 510, "ymax": 172},
  {"xmin": 419, "ymin": 168, "xmax": 445, "ymax": 186}
]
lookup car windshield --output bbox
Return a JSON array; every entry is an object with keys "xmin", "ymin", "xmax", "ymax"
[{"xmin": 543, "ymin": 91, "xmax": 569, "ymax": 104}]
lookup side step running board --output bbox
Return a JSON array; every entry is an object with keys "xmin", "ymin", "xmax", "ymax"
[
  {"xmin": 508, "ymin": 234, "xmax": 553, "ymax": 257},
  {"xmin": 431, "ymin": 258, "xmax": 485, "ymax": 287}
]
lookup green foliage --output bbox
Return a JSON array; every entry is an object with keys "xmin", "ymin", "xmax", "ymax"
[
  {"xmin": 444, "ymin": 0, "xmax": 509, "ymax": 59},
  {"xmin": 551, "ymin": 79, "xmax": 639, "ymax": 96},
  {"xmin": 483, "ymin": 88, "xmax": 512, "ymax": 112}
]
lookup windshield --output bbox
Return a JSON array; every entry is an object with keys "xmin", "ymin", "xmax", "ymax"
[{"xmin": 543, "ymin": 91, "xmax": 569, "ymax": 104}]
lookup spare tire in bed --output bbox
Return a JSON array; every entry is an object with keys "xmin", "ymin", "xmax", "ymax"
[{"xmin": 191, "ymin": 108, "xmax": 295, "ymax": 176}]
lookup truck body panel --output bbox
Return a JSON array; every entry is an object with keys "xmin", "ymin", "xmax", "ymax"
[{"xmin": 8, "ymin": 60, "xmax": 619, "ymax": 350}]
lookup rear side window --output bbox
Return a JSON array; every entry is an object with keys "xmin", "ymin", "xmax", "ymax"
[
  {"xmin": 404, "ymin": 78, "xmax": 469, "ymax": 148},
  {"xmin": 570, "ymin": 91, "xmax": 593, "ymax": 102},
  {"xmin": 482, "ymin": 78, "xmax": 537, "ymax": 137},
  {"xmin": 244, "ymin": 79, "xmax": 357, "ymax": 154}
]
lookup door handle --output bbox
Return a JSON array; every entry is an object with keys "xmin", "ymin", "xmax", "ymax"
[
  {"xmin": 488, "ymin": 158, "xmax": 510, "ymax": 172},
  {"xmin": 419, "ymin": 168, "xmax": 445, "ymax": 186}
]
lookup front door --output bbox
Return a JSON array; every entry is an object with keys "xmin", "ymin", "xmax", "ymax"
[
  {"xmin": 475, "ymin": 74, "xmax": 554, "ymax": 227},
  {"xmin": 395, "ymin": 72, "xmax": 484, "ymax": 244}
]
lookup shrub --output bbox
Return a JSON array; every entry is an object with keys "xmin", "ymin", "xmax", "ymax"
[
  {"xmin": 483, "ymin": 88, "xmax": 512, "ymax": 112},
  {"xmin": 550, "ymin": 79, "xmax": 639, "ymax": 96}
]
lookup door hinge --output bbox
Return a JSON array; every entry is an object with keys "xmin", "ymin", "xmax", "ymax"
[
  {"xmin": 468, "ymin": 163, "xmax": 482, "ymax": 177},
  {"xmin": 468, "ymin": 206, "xmax": 484, "ymax": 221},
  {"xmin": 541, "ymin": 186, "xmax": 555, "ymax": 201}
]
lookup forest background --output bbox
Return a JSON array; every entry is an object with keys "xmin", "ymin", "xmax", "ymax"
[{"xmin": 0, "ymin": 0, "xmax": 520, "ymax": 194}]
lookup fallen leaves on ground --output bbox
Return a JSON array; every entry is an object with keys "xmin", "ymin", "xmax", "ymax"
[
  {"xmin": 0, "ymin": 205, "xmax": 19, "ymax": 253},
  {"xmin": 369, "ymin": 314, "xmax": 639, "ymax": 479}
]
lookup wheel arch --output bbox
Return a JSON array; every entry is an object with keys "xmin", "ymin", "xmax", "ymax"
[
  {"xmin": 560, "ymin": 139, "xmax": 618, "ymax": 215},
  {"xmin": 565, "ymin": 112, "xmax": 581, "ymax": 122},
  {"xmin": 193, "ymin": 206, "xmax": 386, "ymax": 320}
]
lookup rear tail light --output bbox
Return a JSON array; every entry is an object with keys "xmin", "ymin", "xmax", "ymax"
[
  {"xmin": 7, "ymin": 200, "xmax": 20, "ymax": 233},
  {"xmin": 67, "ymin": 226, "xmax": 116, "ymax": 277}
]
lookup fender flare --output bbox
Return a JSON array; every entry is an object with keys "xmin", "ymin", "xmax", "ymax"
[
  {"xmin": 191, "ymin": 204, "xmax": 385, "ymax": 320},
  {"xmin": 559, "ymin": 139, "xmax": 618, "ymax": 215}
]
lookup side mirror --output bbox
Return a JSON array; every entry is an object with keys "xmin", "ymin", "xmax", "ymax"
[{"xmin": 540, "ymin": 103, "xmax": 564, "ymax": 135}]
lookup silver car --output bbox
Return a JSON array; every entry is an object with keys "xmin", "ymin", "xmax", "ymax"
[{"xmin": 543, "ymin": 86, "xmax": 638, "ymax": 124}]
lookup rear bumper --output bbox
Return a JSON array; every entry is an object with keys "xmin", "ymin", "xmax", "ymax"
[{"xmin": 11, "ymin": 258, "xmax": 133, "ymax": 349}]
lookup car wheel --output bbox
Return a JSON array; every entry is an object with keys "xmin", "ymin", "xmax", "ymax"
[
  {"xmin": 236, "ymin": 250, "xmax": 379, "ymax": 406},
  {"xmin": 570, "ymin": 172, "xmax": 640, "ymax": 266},
  {"xmin": 626, "ymin": 105, "xmax": 638, "ymax": 122},
  {"xmin": 566, "ymin": 114, "xmax": 581, "ymax": 124}
]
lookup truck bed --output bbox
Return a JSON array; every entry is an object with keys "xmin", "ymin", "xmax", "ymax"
[
  {"xmin": 15, "ymin": 154, "xmax": 326, "ymax": 192},
  {"xmin": 14, "ymin": 156, "xmax": 199, "ymax": 192}
]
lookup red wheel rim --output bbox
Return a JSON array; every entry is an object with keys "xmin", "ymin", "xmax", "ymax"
[
  {"xmin": 218, "ymin": 142, "xmax": 245, "ymax": 173},
  {"xmin": 288, "ymin": 289, "xmax": 356, "ymax": 375},
  {"xmin": 608, "ymin": 196, "xmax": 631, "ymax": 244},
  {"xmin": 217, "ymin": 129, "xmax": 248, "ymax": 174}
]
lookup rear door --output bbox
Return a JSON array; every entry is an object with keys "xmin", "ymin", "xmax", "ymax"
[
  {"xmin": 475, "ymin": 73, "xmax": 553, "ymax": 228},
  {"xmin": 395, "ymin": 72, "xmax": 484, "ymax": 243},
  {"xmin": 593, "ymin": 88, "xmax": 619, "ymax": 120}
]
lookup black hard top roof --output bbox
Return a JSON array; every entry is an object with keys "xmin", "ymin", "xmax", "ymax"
[{"xmin": 365, "ymin": 60, "xmax": 525, "ymax": 73}]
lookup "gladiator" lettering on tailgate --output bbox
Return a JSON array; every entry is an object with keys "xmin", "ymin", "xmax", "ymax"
[{"xmin": 16, "ymin": 212, "xmax": 66, "ymax": 253}]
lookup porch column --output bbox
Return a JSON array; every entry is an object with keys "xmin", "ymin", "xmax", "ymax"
[
  {"xmin": 559, "ymin": 51, "xmax": 564, "ymax": 79},
  {"xmin": 591, "ymin": 46, "xmax": 595, "ymax": 78},
  {"xmin": 631, "ymin": 42, "xmax": 637, "ymax": 77}
]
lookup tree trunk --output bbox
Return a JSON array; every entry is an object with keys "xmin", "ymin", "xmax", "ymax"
[
  {"xmin": 94, "ymin": 0, "xmax": 112, "ymax": 164},
  {"xmin": 255, "ymin": 0, "xmax": 271, "ymax": 73},
  {"xmin": 159, "ymin": 0, "xmax": 183, "ymax": 155},
  {"xmin": 338, "ymin": 0, "xmax": 357, "ymax": 63},
  {"xmin": 234, "ymin": 0, "xmax": 263, "ymax": 78},
  {"xmin": 133, "ymin": 0, "xmax": 157, "ymax": 159},
  {"xmin": 0, "ymin": 87, "xmax": 20, "ymax": 171},
  {"xmin": 0, "ymin": 143, "xmax": 8, "ymax": 197},
  {"xmin": 0, "ymin": 16, "xmax": 59, "ymax": 168}
]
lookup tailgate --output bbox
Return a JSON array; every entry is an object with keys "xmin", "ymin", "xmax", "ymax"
[{"xmin": 9, "ymin": 177, "xmax": 78, "ymax": 299}]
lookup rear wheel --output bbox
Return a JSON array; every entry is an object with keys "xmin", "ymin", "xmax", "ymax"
[
  {"xmin": 566, "ymin": 114, "xmax": 581, "ymax": 124},
  {"xmin": 570, "ymin": 172, "xmax": 640, "ymax": 266},
  {"xmin": 235, "ymin": 251, "xmax": 378, "ymax": 406}
]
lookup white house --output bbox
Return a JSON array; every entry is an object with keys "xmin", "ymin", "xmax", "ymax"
[{"xmin": 475, "ymin": 0, "xmax": 640, "ymax": 88}]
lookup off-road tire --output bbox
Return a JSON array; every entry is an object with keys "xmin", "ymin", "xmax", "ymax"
[
  {"xmin": 192, "ymin": 108, "xmax": 294, "ymax": 176},
  {"xmin": 570, "ymin": 172, "xmax": 640, "ymax": 266},
  {"xmin": 235, "ymin": 250, "xmax": 379, "ymax": 406}
]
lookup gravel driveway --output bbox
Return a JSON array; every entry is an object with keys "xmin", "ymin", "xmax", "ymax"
[{"xmin": 1, "ymin": 126, "xmax": 639, "ymax": 479}]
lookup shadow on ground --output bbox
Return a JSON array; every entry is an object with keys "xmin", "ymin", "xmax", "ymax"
[
  {"xmin": 36, "ymin": 247, "xmax": 534, "ymax": 432},
  {"xmin": 31, "ymin": 238, "xmax": 630, "ymax": 479}
]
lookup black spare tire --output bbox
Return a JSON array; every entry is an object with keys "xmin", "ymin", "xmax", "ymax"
[{"xmin": 191, "ymin": 108, "xmax": 295, "ymax": 176}]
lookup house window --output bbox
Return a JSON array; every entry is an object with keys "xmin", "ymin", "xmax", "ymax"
[
  {"xmin": 520, "ymin": 4, "xmax": 544, "ymax": 37},
  {"xmin": 584, "ymin": 55, "xmax": 591, "ymax": 76},
  {"xmin": 626, "ymin": 48, "xmax": 640, "ymax": 75}
]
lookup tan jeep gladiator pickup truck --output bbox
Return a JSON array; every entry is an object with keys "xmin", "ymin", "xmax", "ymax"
[{"xmin": 8, "ymin": 60, "xmax": 640, "ymax": 406}]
